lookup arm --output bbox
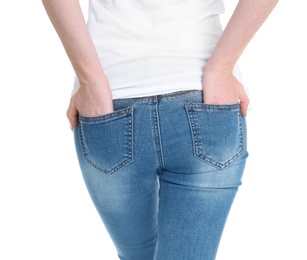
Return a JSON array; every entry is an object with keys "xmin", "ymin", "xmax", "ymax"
[
  {"xmin": 42, "ymin": 0, "xmax": 113, "ymax": 128},
  {"xmin": 203, "ymin": 0, "xmax": 279, "ymax": 116}
]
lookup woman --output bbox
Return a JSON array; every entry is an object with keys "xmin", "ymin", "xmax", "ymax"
[{"xmin": 42, "ymin": 0, "xmax": 278, "ymax": 259}]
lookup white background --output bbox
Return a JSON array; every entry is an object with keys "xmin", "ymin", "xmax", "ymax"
[{"xmin": 0, "ymin": 1, "xmax": 306, "ymax": 259}]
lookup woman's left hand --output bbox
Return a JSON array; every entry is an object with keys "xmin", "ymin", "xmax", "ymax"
[{"xmin": 202, "ymin": 64, "xmax": 249, "ymax": 117}]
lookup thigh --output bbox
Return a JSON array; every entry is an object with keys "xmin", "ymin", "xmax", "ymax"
[
  {"xmin": 155, "ymin": 177, "xmax": 240, "ymax": 260},
  {"xmin": 74, "ymin": 100, "xmax": 160, "ymax": 259}
]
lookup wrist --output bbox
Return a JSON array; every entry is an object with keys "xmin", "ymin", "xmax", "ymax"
[
  {"xmin": 205, "ymin": 58, "xmax": 236, "ymax": 74},
  {"xmin": 78, "ymin": 73, "xmax": 109, "ymax": 89}
]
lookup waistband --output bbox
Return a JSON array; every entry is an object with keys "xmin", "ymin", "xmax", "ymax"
[{"xmin": 114, "ymin": 90, "xmax": 203, "ymax": 103}]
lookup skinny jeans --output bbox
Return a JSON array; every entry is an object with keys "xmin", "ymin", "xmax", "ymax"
[{"xmin": 73, "ymin": 90, "xmax": 248, "ymax": 260}]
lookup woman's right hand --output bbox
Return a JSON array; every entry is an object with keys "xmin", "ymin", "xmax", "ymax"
[{"xmin": 67, "ymin": 77, "xmax": 114, "ymax": 129}]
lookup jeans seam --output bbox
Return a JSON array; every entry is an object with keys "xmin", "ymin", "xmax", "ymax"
[{"xmin": 152, "ymin": 101, "xmax": 165, "ymax": 171}]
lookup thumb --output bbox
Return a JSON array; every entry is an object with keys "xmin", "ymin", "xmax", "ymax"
[{"xmin": 67, "ymin": 101, "xmax": 78, "ymax": 129}]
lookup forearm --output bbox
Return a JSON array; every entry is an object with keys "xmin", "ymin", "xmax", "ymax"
[
  {"xmin": 208, "ymin": 0, "xmax": 279, "ymax": 71},
  {"xmin": 42, "ymin": 0, "xmax": 107, "ymax": 85}
]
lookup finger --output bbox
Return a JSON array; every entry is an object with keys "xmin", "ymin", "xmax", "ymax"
[
  {"xmin": 239, "ymin": 93, "xmax": 249, "ymax": 117},
  {"xmin": 67, "ymin": 103, "xmax": 78, "ymax": 129}
]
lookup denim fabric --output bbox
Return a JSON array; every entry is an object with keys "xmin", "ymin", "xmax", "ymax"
[{"xmin": 74, "ymin": 90, "xmax": 248, "ymax": 260}]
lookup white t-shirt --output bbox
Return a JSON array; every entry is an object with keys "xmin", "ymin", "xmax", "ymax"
[{"xmin": 73, "ymin": 0, "xmax": 242, "ymax": 99}]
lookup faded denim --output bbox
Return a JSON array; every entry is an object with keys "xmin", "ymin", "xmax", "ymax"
[{"xmin": 74, "ymin": 90, "xmax": 248, "ymax": 260}]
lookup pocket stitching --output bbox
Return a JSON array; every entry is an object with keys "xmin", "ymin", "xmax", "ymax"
[
  {"xmin": 78, "ymin": 106, "xmax": 133, "ymax": 123},
  {"xmin": 78, "ymin": 107, "xmax": 133, "ymax": 175},
  {"xmin": 185, "ymin": 103, "xmax": 243, "ymax": 170}
]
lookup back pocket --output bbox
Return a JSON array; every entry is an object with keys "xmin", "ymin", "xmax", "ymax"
[
  {"xmin": 78, "ymin": 107, "xmax": 133, "ymax": 175},
  {"xmin": 185, "ymin": 103, "xmax": 243, "ymax": 170}
]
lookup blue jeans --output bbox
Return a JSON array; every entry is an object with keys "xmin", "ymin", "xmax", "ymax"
[{"xmin": 74, "ymin": 90, "xmax": 248, "ymax": 260}]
